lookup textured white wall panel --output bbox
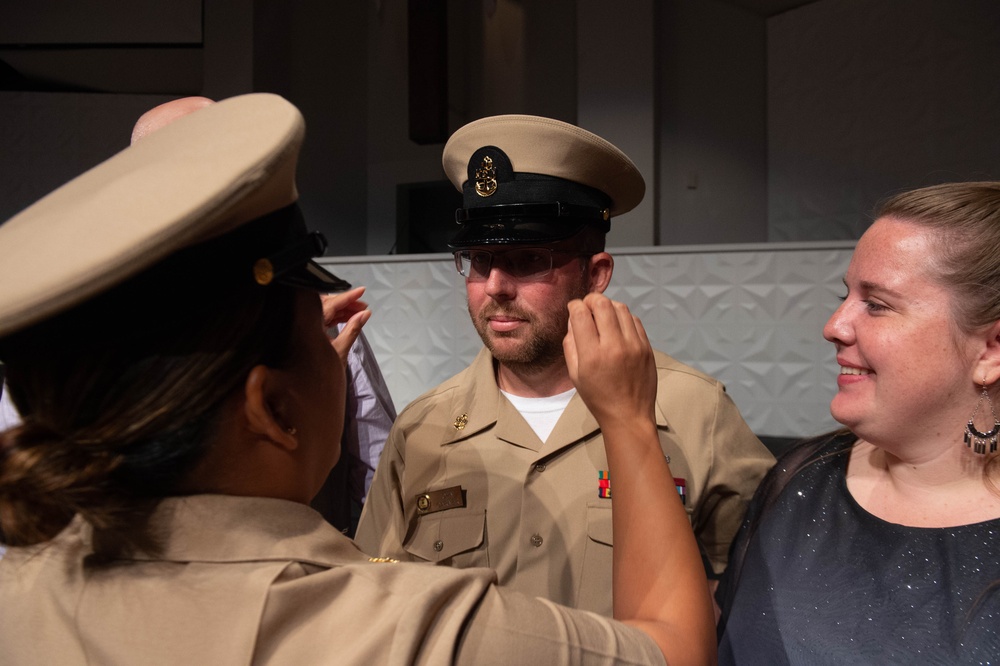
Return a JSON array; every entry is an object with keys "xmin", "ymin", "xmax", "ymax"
[{"xmin": 321, "ymin": 242, "xmax": 854, "ymax": 439}]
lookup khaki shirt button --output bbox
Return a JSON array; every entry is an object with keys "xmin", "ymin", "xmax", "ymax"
[
  {"xmin": 434, "ymin": 540, "xmax": 444, "ymax": 552},
  {"xmin": 534, "ymin": 463, "xmax": 546, "ymax": 472},
  {"xmin": 530, "ymin": 534, "xmax": 543, "ymax": 547}
]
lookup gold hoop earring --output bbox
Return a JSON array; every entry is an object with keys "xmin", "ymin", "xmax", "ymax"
[{"xmin": 964, "ymin": 380, "xmax": 999, "ymax": 454}]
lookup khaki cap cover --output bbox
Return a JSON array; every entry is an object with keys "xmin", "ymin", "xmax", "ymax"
[
  {"xmin": 441, "ymin": 114, "xmax": 644, "ymax": 217},
  {"xmin": 0, "ymin": 93, "xmax": 302, "ymax": 338}
]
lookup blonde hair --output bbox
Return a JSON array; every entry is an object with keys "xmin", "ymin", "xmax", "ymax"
[{"xmin": 876, "ymin": 182, "xmax": 1000, "ymax": 334}]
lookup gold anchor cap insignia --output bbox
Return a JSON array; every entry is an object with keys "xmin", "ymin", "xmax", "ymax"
[
  {"xmin": 474, "ymin": 156, "xmax": 498, "ymax": 197},
  {"xmin": 453, "ymin": 413, "xmax": 469, "ymax": 430}
]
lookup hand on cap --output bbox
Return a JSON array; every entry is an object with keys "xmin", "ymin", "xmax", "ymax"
[
  {"xmin": 563, "ymin": 293, "xmax": 656, "ymax": 429},
  {"xmin": 322, "ymin": 287, "xmax": 371, "ymax": 366}
]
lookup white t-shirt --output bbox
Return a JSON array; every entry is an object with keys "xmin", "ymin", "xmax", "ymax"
[{"xmin": 500, "ymin": 387, "xmax": 576, "ymax": 443}]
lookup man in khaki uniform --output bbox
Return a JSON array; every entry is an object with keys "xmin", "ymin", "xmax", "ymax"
[{"xmin": 356, "ymin": 115, "xmax": 775, "ymax": 615}]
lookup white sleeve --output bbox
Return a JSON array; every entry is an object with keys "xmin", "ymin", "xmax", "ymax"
[
  {"xmin": 0, "ymin": 380, "xmax": 22, "ymax": 432},
  {"xmin": 338, "ymin": 327, "xmax": 396, "ymax": 504}
]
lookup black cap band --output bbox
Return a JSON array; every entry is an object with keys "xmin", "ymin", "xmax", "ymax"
[{"xmin": 451, "ymin": 145, "xmax": 613, "ymax": 247}]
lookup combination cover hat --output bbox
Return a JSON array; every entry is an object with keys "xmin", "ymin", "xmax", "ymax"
[
  {"xmin": 441, "ymin": 114, "xmax": 645, "ymax": 247},
  {"xmin": 0, "ymin": 93, "xmax": 348, "ymax": 338}
]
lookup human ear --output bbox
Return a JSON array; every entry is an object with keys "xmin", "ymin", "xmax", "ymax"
[
  {"xmin": 588, "ymin": 252, "xmax": 614, "ymax": 294},
  {"xmin": 975, "ymin": 320, "xmax": 1000, "ymax": 387},
  {"xmin": 243, "ymin": 365, "xmax": 298, "ymax": 451}
]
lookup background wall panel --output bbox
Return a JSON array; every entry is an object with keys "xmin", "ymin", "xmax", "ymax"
[{"xmin": 322, "ymin": 241, "xmax": 853, "ymax": 439}]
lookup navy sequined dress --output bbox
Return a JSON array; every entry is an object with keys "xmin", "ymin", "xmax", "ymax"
[{"xmin": 717, "ymin": 433, "xmax": 1000, "ymax": 665}]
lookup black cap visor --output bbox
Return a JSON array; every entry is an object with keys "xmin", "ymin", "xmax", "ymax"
[
  {"xmin": 448, "ymin": 202, "xmax": 610, "ymax": 248},
  {"xmin": 253, "ymin": 229, "xmax": 351, "ymax": 292},
  {"xmin": 249, "ymin": 205, "xmax": 351, "ymax": 292}
]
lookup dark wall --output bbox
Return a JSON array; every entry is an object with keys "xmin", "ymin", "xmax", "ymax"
[
  {"xmin": 767, "ymin": 0, "xmax": 1000, "ymax": 241},
  {"xmin": 0, "ymin": 0, "xmax": 369, "ymax": 256},
  {"xmin": 4, "ymin": 1, "xmax": 1000, "ymax": 253},
  {"xmin": 252, "ymin": 0, "xmax": 368, "ymax": 256},
  {"xmin": 657, "ymin": 0, "xmax": 768, "ymax": 245}
]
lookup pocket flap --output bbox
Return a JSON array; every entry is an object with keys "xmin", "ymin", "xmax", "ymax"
[
  {"xmin": 405, "ymin": 510, "xmax": 486, "ymax": 562},
  {"xmin": 586, "ymin": 503, "xmax": 614, "ymax": 547},
  {"xmin": 586, "ymin": 502, "xmax": 694, "ymax": 548}
]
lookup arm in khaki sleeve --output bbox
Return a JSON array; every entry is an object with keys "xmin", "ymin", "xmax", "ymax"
[
  {"xmin": 457, "ymin": 587, "xmax": 666, "ymax": 666},
  {"xmin": 353, "ymin": 423, "xmax": 413, "ymax": 560},
  {"xmin": 695, "ymin": 391, "xmax": 774, "ymax": 578},
  {"xmin": 260, "ymin": 551, "xmax": 665, "ymax": 666},
  {"xmin": 564, "ymin": 294, "xmax": 716, "ymax": 666}
]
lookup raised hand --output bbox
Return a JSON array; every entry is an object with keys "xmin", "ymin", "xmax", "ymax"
[
  {"xmin": 322, "ymin": 286, "xmax": 372, "ymax": 366},
  {"xmin": 563, "ymin": 293, "xmax": 656, "ymax": 429}
]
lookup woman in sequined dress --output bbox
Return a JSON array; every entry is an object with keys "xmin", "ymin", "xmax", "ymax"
[{"xmin": 717, "ymin": 182, "xmax": 1000, "ymax": 664}]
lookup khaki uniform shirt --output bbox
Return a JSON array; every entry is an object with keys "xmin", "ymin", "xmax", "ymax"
[
  {"xmin": 0, "ymin": 495, "xmax": 663, "ymax": 666},
  {"xmin": 356, "ymin": 348, "xmax": 774, "ymax": 615}
]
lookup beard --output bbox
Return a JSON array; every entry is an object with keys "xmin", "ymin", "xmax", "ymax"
[
  {"xmin": 469, "ymin": 286, "xmax": 589, "ymax": 372},
  {"xmin": 471, "ymin": 303, "xmax": 567, "ymax": 369}
]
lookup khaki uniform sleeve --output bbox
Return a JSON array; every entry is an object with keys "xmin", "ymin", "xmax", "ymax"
[
  {"xmin": 694, "ymin": 388, "xmax": 775, "ymax": 576},
  {"xmin": 256, "ymin": 558, "xmax": 665, "ymax": 666},
  {"xmin": 354, "ymin": 422, "xmax": 413, "ymax": 560},
  {"xmin": 456, "ymin": 587, "xmax": 666, "ymax": 666}
]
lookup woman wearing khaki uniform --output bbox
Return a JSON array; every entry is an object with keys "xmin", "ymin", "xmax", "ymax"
[{"xmin": 0, "ymin": 94, "xmax": 714, "ymax": 665}]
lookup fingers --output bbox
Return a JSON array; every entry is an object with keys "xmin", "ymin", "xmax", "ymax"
[
  {"xmin": 563, "ymin": 308, "xmax": 580, "ymax": 377},
  {"xmin": 565, "ymin": 297, "xmax": 598, "ymax": 351},
  {"xmin": 569, "ymin": 293, "xmax": 639, "ymax": 349},
  {"xmin": 322, "ymin": 286, "xmax": 368, "ymax": 327},
  {"xmin": 565, "ymin": 294, "xmax": 656, "ymax": 425},
  {"xmin": 632, "ymin": 312, "xmax": 650, "ymax": 349},
  {"xmin": 331, "ymin": 308, "xmax": 372, "ymax": 366},
  {"xmin": 591, "ymin": 295, "xmax": 627, "ymax": 344},
  {"xmin": 592, "ymin": 294, "xmax": 645, "ymax": 348}
]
